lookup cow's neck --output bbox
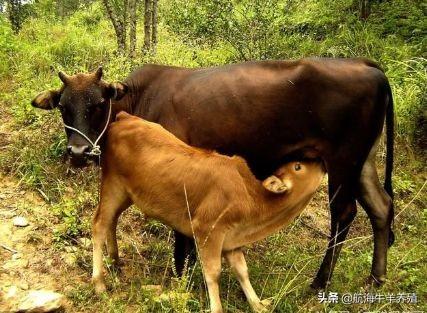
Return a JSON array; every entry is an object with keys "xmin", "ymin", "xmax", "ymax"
[{"xmin": 111, "ymin": 96, "xmax": 134, "ymax": 119}]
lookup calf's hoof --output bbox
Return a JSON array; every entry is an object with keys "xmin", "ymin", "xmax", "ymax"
[
  {"xmin": 250, "ymin": 298, "xmax": 272, "ymax": 313},
  {"xmin": 93, "ymin": 279, "xmax": 107, "ymax": 294}
]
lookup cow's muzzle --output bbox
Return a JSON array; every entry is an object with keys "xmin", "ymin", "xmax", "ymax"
[
  {"xmin": 67, "ymin": 145, "xmax": 91, "ymax": 167},
  {"xmin": 67, "ymin": 145, "xmax": 90, "ymax": 156}
]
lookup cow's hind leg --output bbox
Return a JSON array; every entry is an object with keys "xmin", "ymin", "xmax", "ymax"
[
  {"xmin": 311, "ymin": 169, "xmax": 357, "ymax": 289},
  {"xmin": 174, "ymin": 231, "xmax": 196, "ymax": 276},
  {"xmin": 358, "ymin": 157, "xmax": 393, "ymax": 285}
]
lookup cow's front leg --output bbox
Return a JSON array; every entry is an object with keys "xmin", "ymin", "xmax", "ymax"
[{"xmin": 224, "ymin": 249, "xmax": 271, "ymax": 312}]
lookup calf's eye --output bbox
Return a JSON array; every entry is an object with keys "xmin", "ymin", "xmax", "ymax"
[{"xmin": 295, "ymin": 163, "xmax": 302, "ymax": 171}]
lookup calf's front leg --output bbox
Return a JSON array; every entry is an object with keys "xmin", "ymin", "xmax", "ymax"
[
  {"xmin": 92, "ymin": 183, "xmax": 130, "ymax": 293},
  {"xmin": 92, "ymin": 206, "xmax": 109, "ymax": 293}
]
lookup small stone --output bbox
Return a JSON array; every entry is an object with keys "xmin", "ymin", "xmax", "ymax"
[
  {"xmin": 18, "ymin": 282, "xmax": 29, "ymax": 290},
  {"xmin": 2, "ymin": 258, "xmax": 29, "ymax": 270},
  {"xmin": 15, "ymin": 290, "xmax": 64, "ymax": 312},
  {"xmin": 12, "ymin": 253, "xmax": 22, "ymax": 260},
  {"xmin": 13, "ymin": 216, "xmax": 29, "ymax": 227},
  {"xmin": 5, "ymin": 285, "xmax": 19, "ymax": 299}
]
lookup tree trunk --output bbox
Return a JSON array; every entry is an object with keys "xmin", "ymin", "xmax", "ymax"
[
  {"xmin": 143, "ymin": 0, "xmax": 152, "ymax": 54},
  {"xmin": 7, "ymin": 0, "xmax": 22, "ymax": 34},
  {"xmin": 102, "ymin": 0, "xmax": 126, "ymax": 54},
  {"xmin": 129, "ymin": 0, "xmax": 137, "ymax": 58},
  {"xmin": 360, "ymin": 0, "xmax": 371, "ymax": 20},
  {"xmin": 123, "ymin": 0, "xmax": 129, "ymax": 53},
  {"xmin": 151, "ymin": 0, "xmax": 158, "ymax": 55}
]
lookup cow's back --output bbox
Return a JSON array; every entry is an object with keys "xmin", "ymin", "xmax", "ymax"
[{"xmin": 123, "ymin": 59, "xmax": 389, "ymax": 177}]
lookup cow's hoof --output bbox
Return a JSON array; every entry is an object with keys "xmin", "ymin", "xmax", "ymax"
[
  {"xmin": 366, "ymin": 274, "xmax": 386, "ymax": 287},
  {"xmin": 109, "ymin": 260, "xmax": 123, "ymax": 272},
  {"xmin": 310, "ymin": 278, "xmax": 329, "ymax": 290},
  {"xmin": 250, "ymin": 298, "xmax": 272, "ymax": 312}
]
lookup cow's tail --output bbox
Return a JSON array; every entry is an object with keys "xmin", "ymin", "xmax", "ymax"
[
  {"xmin": 384, "ymin": 81, "xmax": 395, "ymax": 247},
  {"xmin": 384, "ymin": 82, "xmax": 394, "ymax": 199}
]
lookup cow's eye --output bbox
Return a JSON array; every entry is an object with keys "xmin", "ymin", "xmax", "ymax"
[{"xmin": 295, "ymin": 163, "xmax": 302, "ymax": 171}]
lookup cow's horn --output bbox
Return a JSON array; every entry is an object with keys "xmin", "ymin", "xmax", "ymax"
[
  {"xmin": 58, "ymin": 71, "xmax": 71, "ymax": 85},
  {"xmin": 94, "ymin": 67, "xmax": 103, "ymax": 80}
]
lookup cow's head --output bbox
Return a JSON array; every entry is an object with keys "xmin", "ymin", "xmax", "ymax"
[{"xmin": 31, "ymin": 67, "xmax": 128, "ymax": 166}]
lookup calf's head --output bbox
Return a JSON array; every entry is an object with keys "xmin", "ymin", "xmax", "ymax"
[
  {"xmin": 263, "ymin": 161, "xmax": 325, "ymax": 194},
  {"xmin": 31, "ymin": 68, "xmax": 128, "ymax": 166}
]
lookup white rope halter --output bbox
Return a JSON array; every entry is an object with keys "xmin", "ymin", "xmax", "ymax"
[{"xmin": 62, "ymin": 99, "xmax": 112, "ymax": 157}]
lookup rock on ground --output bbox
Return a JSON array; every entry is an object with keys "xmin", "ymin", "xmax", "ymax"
[{"xmin": 4, "ymin": 289, "xmax": 65, "ymax": 313}]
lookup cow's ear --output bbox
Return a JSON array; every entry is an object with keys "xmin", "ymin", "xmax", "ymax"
[
  {"xmin": 106, "ymin": 82, "xmax": 128, "ymax": 100},
  {"xmin": 31, "ymin": 90, "xmax": 61, "ymax": 110}
]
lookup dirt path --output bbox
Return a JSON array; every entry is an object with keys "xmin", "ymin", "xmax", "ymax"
[
  {"xmin": 0, "ymin": 105, "xmax": 78, "ymax": 311},
  {"xmin": 0, "ymin": 173, "xmax": 76, "ymax": 311}
]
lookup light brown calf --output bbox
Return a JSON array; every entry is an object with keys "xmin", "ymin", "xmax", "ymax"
[{"xmin": 92, "ymin": 112, "xmax": 325, "ymax": 313}]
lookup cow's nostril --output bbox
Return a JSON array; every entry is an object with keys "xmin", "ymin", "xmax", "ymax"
[
  {"xmin": 69, "ymin": 145, "xmax": 90, "ymax": 156},
  {"xmin": 67, "ymin": 146, "xmax": 73, "ymax": 155}
]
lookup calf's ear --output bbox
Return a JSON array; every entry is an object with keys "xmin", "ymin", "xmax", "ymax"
[
  {"xmin": 262, "ymin": 176, "xmax": 289, "ymax": 194},
  {"xmin": 31, "ymin": 90, "xmax": 61, "ymax": 110},
  {"xmin": 107, "ymin": 82, "xmax": 128, "ymax": 100}
]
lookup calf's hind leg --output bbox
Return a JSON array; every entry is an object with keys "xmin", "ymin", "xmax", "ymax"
[
  {"xmin": 92, "ymin": 182, "xmax": 130, "ymax": 293},
  {"xmin": 196, "ymin": 230, "xmax": 225, "ymax": 313},
  {"xmin": 224, "ymin": 249, "xmax": 270, "ymax": 312}
]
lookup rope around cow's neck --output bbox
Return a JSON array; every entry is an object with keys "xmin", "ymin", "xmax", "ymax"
[{"xmin": 62, "ymin": 99, "xmax": 112, "ymax": 157}]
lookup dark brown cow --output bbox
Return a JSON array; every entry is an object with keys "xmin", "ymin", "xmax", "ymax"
[{"xmin": 32, "ymin": 58, "xmax": 394, "ymax": 289}]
